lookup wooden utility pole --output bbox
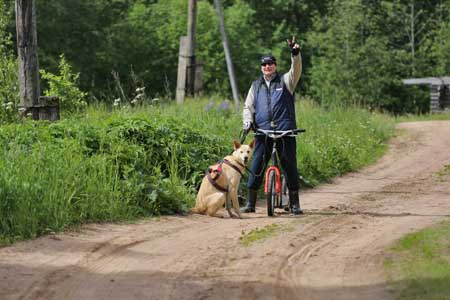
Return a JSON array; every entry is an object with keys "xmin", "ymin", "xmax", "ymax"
[
  {"xmin": 176, "ymin": 0, "xmax": 197, "ymax": 104},
  {"xmin": 214, "ymin": 0, "xmax": 240, "ymax": 112},
  {"xmin": 176, "ymin": 36, "xmax": 188, "ymax": 104},
  {"xmin": 15, "ymin": 0, "xmax": 59, "ymax": 121},
  {"xmin": 186, "ymin": 0, "xmax": 197, "ymax": 96},
  {"xmin": 15, "ymin": 0, "xmax": 40, "ymax": 117}
]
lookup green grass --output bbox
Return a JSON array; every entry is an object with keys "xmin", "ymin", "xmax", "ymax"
[
  {"xmin": 0, "ymin": 97, "xmax": 396, "ymax": 244},
  {"xmin": 239, "ymin": 223, "xmax": 291, "ymax": 246},
  {"xmin": 385, "ymin": 221, "xmax": 450, "ymax": 300},
  {"xmin": 296, "ymin": 100, "xmax": 395, "ymax": 185},
  {"xmin": 396, "ymin": 110, "xmax": 450, "ymax": 122},
  {"xmin": 436, "ymin": 164, "xmax": 450, "ymax": 177}
]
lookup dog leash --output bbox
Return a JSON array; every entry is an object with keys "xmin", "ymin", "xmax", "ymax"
[{"xmin": 238, "ymin": 130, "xmax": 257, "ymax": 177}]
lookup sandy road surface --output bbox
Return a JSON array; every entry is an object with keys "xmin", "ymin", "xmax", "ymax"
[{"xmin": 1, "ymin": 121, "xmax": 450, "ymax": 300}]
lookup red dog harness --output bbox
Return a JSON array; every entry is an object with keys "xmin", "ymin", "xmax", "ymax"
[{"xmin": 205, "ymin": 159, "xmax": 244, "ymax": 193}]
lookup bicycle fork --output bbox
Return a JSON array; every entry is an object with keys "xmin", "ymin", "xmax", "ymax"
[{"xmin": 264, "ymin": 140, "xmax": 282, "ymax": 194}]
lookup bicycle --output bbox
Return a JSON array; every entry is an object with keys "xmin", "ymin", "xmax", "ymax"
[{"xmin": 254, "ymin": 128, "xmax": 305, "ymax": 216}]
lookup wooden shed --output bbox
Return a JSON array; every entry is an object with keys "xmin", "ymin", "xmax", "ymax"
[{"xmin": 402, "ymin": 77, "xmax": 450, "ymax": 113}]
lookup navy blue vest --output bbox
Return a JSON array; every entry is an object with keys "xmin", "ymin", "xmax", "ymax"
[{"xmin": 252, "ymin": 74, "xmax": 297, "ymax": 130}]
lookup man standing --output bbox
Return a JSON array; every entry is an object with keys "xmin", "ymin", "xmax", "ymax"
[{"xmin": 241, "ymin": 36, "xmax": 303, "ymax": 215}]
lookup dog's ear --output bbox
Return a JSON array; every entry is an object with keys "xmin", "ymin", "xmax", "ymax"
[
  {"xmin": 249, "ymin": 139, "xmax": 255, "ymax": 149},
  {"xmin": 233, "ymin": 140, "xmax": 241, "ymax": 150}
]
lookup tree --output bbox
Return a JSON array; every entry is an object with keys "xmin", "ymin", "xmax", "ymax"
[
  {"xmin": 431, "ymin": 0, "xmax": 450, "ymax": 75},
  {"xmin": 308, "ymin": 0, "xmax": 369, "ymax": 106},
  {"xmin": 306, "ymin": 0, "xmax": 445, "ymax": 113},
  {"xmin": 382, "ymin": 0, "xmax": 442, "ymax": 77},
  {"xmin": 0, "ymin": 0, "xmax": 19, "ymax": 123}
]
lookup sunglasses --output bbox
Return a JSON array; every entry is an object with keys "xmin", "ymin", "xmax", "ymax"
[{"xmin": 261, "ymin": 62, "xmax": 275, "ymax": 67}]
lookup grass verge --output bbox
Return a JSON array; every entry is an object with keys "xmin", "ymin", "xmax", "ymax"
[{"xmin": 384, "ymin": 221, "xmax": 450, "ymax": 300}]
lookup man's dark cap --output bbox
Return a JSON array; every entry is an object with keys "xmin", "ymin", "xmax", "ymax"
[{"xmin": 260, "ymin": 55, "xmax": 277, "ymax": 65}]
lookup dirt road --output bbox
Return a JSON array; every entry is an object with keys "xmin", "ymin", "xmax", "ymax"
[{"xmin": 1, "ymin": 121, "xmax": 450, "ymax": 300}]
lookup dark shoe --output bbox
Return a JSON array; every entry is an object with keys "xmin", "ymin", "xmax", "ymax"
[
  {"xmin": 291, "ymin": 204, "xmax": 303, "ymax": 215},
  {"xmin": 289, "ymin": 190, "xmax": 303, "ymax": 215},
  {"xmin": 240, "ymin": 189, "xmax": 257, "ymax": 213}
]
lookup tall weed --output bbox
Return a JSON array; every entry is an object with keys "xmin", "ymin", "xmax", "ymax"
[{"xmin": 297, "ymin": 100, "xmax": 394, "ymax": 185}]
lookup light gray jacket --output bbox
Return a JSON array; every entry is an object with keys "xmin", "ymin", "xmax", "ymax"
[{"xmin": 243, "ymin": 54, "xmax": 302, "ymax": 125}]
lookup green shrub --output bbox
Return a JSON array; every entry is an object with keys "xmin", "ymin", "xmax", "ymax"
[
  {"xmin": 40, "ymin": 54, "xmax": 87, "ymax": 114},
  {"xmin": 0, "ymin": 54, "xmax": 19, "ymax": 124},
  {"xmin": 0, "ymin": 2, "xmax": 19, "ymax": 125}
]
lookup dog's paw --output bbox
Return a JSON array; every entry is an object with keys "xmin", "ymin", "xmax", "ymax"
[{"xmin": 229, "ymin": 212, "xmax": 242, "ymax": 219}]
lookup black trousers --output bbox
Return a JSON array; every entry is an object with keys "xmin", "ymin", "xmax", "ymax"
[{"xmin": 247, "ymin": 136, "xmax": 299, "ymax": 191}]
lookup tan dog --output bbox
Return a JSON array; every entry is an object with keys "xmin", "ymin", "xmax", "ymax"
[{"xmin": 191, "ymin": 139, "xmax": 255, "ymax": 218}]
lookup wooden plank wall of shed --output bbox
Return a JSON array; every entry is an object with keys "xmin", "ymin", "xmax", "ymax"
[
  {"xmin": 430, "ymin": 85, "xmax": 441, "ymax": 112},
  {"xmin": 443, "ymin": 86, "xmax": 450, "ymax": 110}
]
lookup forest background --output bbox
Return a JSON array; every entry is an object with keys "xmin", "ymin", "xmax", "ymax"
[{"xmin": 1, "ymin": 0, "xmax": 450, "ymax": 116}]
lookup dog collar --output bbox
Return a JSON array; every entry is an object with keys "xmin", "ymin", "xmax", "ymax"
[{"xmin": 223, "ymin": 159, "xmax": 244, "ymax": 177}]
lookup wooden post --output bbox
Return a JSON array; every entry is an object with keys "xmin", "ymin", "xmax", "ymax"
[
  {"xmin": 176, "ymin": 0, "xmax": 197, "ymax": 104},
  {"xmin": 15, "ymin": 0, "xmax": 40, "ymax": 119},
  {"xmin": 186, "ymin": 0, "xmax": 197, "ymax": 96},
  {"xmin": 176, "ymin": 36, "xmax": 188, "ymax": 104},
  {"xmin": 213, "ymin": 0, "xmax": 240, "ymax": 112}
]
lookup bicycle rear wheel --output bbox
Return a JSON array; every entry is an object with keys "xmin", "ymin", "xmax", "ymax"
[
  {"xmin": 267, "ymin": 170, "xmax": 276, "ymax": 216},
  {"xmin": 281, "ymin": 176, "xmax": 290, "ymax": 211}
]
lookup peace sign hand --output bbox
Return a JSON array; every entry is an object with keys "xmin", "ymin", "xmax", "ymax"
[{"xmin": 287, "ymin": 36, "xmax": 300, "ymax": 56}]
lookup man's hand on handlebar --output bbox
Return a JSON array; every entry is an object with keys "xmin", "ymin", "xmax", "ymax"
[{"xmin": 243, "ymin": 121, "xmax": 253, "ymax": 134}]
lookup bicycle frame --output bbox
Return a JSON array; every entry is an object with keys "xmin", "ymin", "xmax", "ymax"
[{"xmin": 254, "ymin": 128, "xmax": 305, "ymax": 216}]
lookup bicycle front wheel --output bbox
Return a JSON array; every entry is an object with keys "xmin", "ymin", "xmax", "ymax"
[{"xmin": 267, "ymin": 170, "xmax": 276, "ymax": 216}]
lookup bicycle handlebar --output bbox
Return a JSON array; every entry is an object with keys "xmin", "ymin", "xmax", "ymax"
[{"xmin": 254, "ymin": 128, "xmax": 306, "ymax": 139}]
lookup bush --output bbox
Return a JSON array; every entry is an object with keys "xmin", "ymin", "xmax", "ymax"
[
  {"xmin": 0, "ymin": 2, "xmax": 19, "ymax": 125},
  {"xmin": 0, "ymin": 53, "xmax": 19, "ymax": 124},
  {"xmin": 40, "ymin": 54, "xmax": 87, "ymax": 114}
]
